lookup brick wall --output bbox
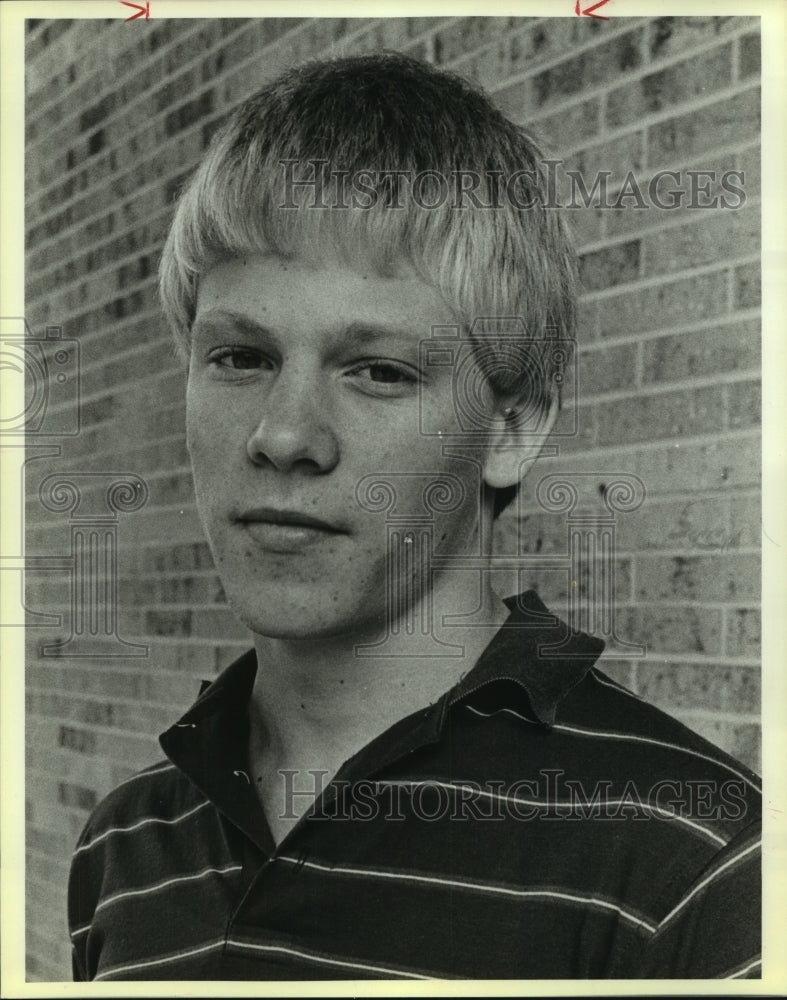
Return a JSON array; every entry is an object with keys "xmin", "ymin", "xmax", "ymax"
[{"xmin": 23, "ymin": 15, "xmax": 760, "ymax": 981}]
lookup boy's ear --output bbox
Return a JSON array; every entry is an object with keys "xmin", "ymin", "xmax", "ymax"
[{"xmin": 482, "ymin": 394, "xmax": 560, "ymax": 490}]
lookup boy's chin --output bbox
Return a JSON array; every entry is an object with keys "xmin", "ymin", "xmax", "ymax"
[{"xmin": 230, "ymin": 593, "xmax": 389, "ymax": 644}]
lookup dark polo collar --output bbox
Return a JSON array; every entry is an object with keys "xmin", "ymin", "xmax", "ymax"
[{"xmin": 159, "ymin": 591, "xmax": 604, "ymax": 853}]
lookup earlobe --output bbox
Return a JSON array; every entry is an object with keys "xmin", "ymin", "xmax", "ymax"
[{"xmin": 482, "ymin": 395, "xmax": 561, "ymax": 490}]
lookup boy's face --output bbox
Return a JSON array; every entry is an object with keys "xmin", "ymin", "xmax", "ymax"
[{"xmin": 187, "ymin": 251, "xmax": 499, "ymax": 641}]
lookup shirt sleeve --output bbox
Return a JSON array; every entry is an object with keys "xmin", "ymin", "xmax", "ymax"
[
  {"xmin": 630, "ymin": 820, "xmax": 761, "ymax": 978},
  {"xmin": 67, "ymin": 816, "xmax": 98, "ymax": 982}
]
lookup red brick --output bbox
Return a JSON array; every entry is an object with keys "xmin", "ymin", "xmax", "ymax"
[
  {"xmin": 596, "ymin": 269, "xmax": 730, "ymax": 338},
  {"xmin": 646, "ymin": 17, "xmax": 758, "ymax": 62},
  {"xmin": 738, "ymin": 33, "xmax": 760, "ymax": 80},
  {"xmin": 727, "ymin": 379, "xmax": 760, "ymax": 430},
  {"xmin": 431, "ymin": 16, "xmax": 512, "ymax": 66},
  {"xmin": 550, "ymin": 398, "xmax": 597, "ymax": 454},
  {"xmin": 647, "ymin": 88, "xmax": 760, "ymax": 167},
  {"xmin": 524, "ymin": 558, "xmax": 633, "ymax": 610},
  {"xmin": 149, "ymin": 470, "xmax": 194, "ymax": 507},
  {"xmin": 595, "ymin": 383, "xmax": 726, "ymax": 447},
  {"xmin": 579, "ymin": 241, "xmax": 641, "ymax": 292},
  {"xmin": 634, "ymin": 552, "xmax": 760, "ymax": 602},
  {"xmin": 509, "ymin": 18, "xmax": 600, "ymax": 74},
  {"xmin": 564, "ymin": 131, "xmax": 645, "ymax": 182},
  {"xmin": 529, "ymin": 433, "xmax": 760, "ymax": 498},
  {"xmin": 593, "ymin": 660, "xmax": 636, "ymax": 690},
  {"xmin": 737, "ymin": 144, "xmax": 760, "ymax": 200},
  {"xmin": 615, "ymin": 605, "xmax": 723, "ymax": 656},
  {"xmin": 734, "ymin": 262, "xmax": 760, "ymax": 309},
  {"xmin": 641, "ymin": 436, "xmax": 759, "ymax": 493},
  {"xmin": 570, "ymin": 206, "xmax": 607, "ymax": 250},
  {"xmin": 605, "ymin": 153, "xmax": 734, "ymax": 238},
  {"xmin": 725, "ymin": 608, "xmax": 760, "ymax": 657},
  {"xmin": 466, "ymin": 38, "xmax": 516, "ymax": 93},
  {"xmin": 531, "ymin": 28, "xmax": 644, "ymax": 112},
  {"xmin": 577, "ymin": 342, "xmax": 638, "ymax": 396},
  {"xmin": 192, "ymin": 608, "xmax": 249, "ymax": 642},
  {"xmin": 729, "ymin": 494, "xmax": 761, "ymax": 547},
  {"xmin": 145, "ymin": 609, "xmax": 193, "ymax": 638},
  {"xmin": 496, "ymin": 510, "xmax": 572, "ymax": 556},
  {"xmin": 636, "ymin": 661, "xmax": 758, "ymax": 711},
  {"xmin": 641, "ymin": 318, "xmax": 760, "ymax": 384},
  {"xmin": 606, "ymin": 44, "xmax": 732, "ymax": 129},
  {"xmin": 529, "ymin": 97, "xmax": 601, "ymax": 149},
  {"xmin": 613, "ymin": 495, "xmax": 730, "ymax": 554},
  {"xmin": 576, "ymin": 298, "xmax": 599, "ymax": 340},
  {"xmin": 640, "ymin": 206, "xmax": 759, "ymax": 277},
  {"xmin": 727, "ymin": 723, "xmax": 761, "ymax": 773}
]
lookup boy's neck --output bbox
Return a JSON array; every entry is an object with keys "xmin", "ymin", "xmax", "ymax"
[{"xmin": 247, "ymin": 578, "xmax": 510, "ymax": 840}]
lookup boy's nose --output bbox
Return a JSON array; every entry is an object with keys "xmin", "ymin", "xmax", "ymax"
[{"xmin": 245, "ymin": 368, "xmax": 340, "ymax": 474}]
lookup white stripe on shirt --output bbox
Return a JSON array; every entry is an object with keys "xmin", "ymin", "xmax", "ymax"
[
  {"xmin": 467, "ymin": 704, "xmax": 538, "ymax": 725},
  {"xmin": 94, "ymin": 938, "xmax": 225, "ymax": 981},
  {"xmin": 75, "ymin": 800, "xmax": 211, "ymax": 855},
  {"xmin": 590, "ymin": 669, "xmax": 643, "ymax": 699},
  {"xmin": 275, "ymin": 855, "xmax": 658, "ymax": 934},
  {"xmin": 656, "ymin": 838, "xmax": 760, "ymax": 931},
  {"xmin": 467, "ymin": 704, "xmax": 760, "ymax": 792},
  {"xmin": 95, "ymin": 864, "xmax": 242, "ymax": 914},
  {"xmin": 552, "ymin": 722, "xmax": 760, "ymax": 792},
  {"xmin": 726, "ymin": 955, "xmax": 761, "ymax": 978},
  {"xmin": 226, "ymin": 938, "xmax": 434, "ymax": 979}
]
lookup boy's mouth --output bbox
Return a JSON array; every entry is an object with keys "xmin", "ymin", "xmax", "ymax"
[{"xmin": 235, "ymin": 507, "xmax": 347, "ymax": 551}]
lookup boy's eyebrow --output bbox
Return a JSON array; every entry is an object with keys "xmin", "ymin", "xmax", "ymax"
[
  {"xmin": 191, "ymin": 310, "xmax": 424, "ymax": 346},
  {"xmin": 190, "ymin": 309, "xmax": 271, "ymax": 339},
  {"xmin": 335, "ymin": 321, "xmax": 423, "ymax": 349}
]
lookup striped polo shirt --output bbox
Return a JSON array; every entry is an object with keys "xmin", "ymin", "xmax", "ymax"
[{"xmin": 67, "ymin": 590, "xmax": 761, "ymax": 981}]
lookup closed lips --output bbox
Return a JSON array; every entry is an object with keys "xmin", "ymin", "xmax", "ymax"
[{"xmin": 236, "ymin": 508, "xmax": 345, "ymax": 532}]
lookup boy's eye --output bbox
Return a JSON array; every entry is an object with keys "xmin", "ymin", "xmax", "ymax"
[
  {"xmin": 367, "ymin": 363, "xmax": 410, "ymax": 383},
  {"xmin": 208, "ymin": 347, "xmax": 266, "ymax": 371},
  {"xmin": 347, "ymin": 359, "xmax": 421, "ymax": 396}
]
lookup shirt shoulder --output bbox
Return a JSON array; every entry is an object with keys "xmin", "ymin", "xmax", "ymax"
[
  {"xmin": 67, "ymin": 759, "xmax": 216, "ymax": 980},
  {"xmin": 440, "ymin": 661, "xmax": 761, "ymax": 976},
  {"xmin": 564, "ymin": 665, "xmax": 761, "ymax": 793},
  {"xmin": 72, "ymin": 758, "xmax": 207, "ymax": 852}
]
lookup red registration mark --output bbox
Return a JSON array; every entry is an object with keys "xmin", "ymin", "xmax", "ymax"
[
  {"xmin": 575, "ymin": 0, "xmax": 611, "ymax": 20},
  {"xmin": 121, "ymin": 0, "xmax": 150, "ymax": 21}
]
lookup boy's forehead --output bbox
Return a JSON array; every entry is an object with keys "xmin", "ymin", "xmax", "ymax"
[{"xmin": 192, "ymin": 253, "xmax": 464, "ymax": 343}]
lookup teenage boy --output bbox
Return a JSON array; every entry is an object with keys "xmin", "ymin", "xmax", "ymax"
[{"xmin": 68, "ymin": 52, "xmax": 761, "ymax": 981}]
